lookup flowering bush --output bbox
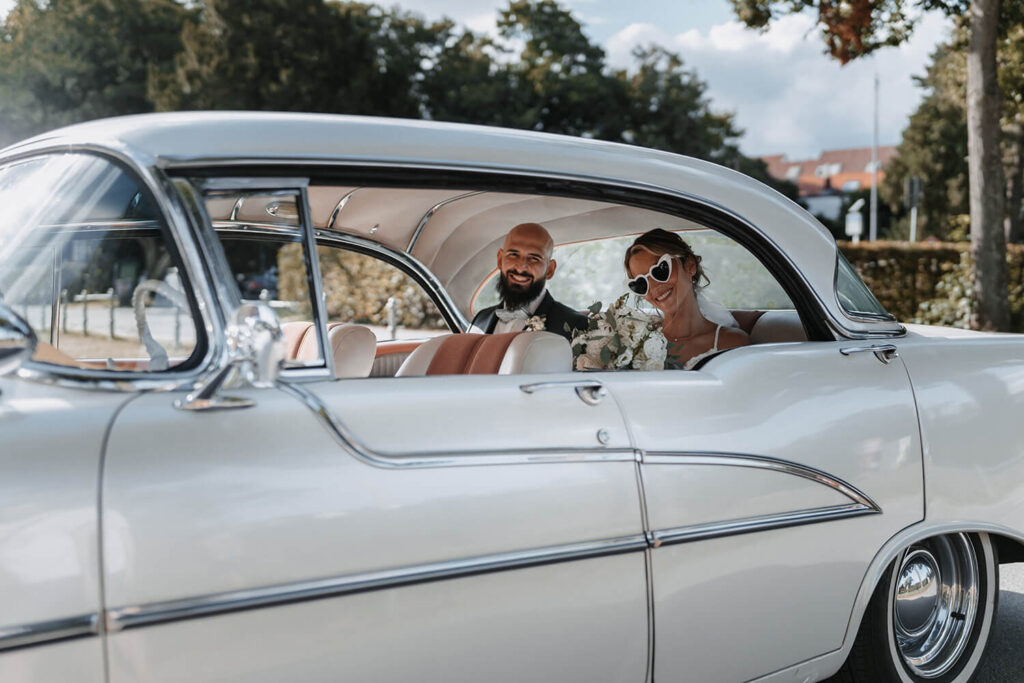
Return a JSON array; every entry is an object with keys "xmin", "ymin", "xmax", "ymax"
[{"xmin": 571, "ymin": 294, "xmax": 667, "ymax": 371}]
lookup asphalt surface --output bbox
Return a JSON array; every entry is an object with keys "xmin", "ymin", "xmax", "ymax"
[
  {"xmin": 974, "ymin": 562, "xmax": 1024, "ymax": 683},
  {"xmin": 824, "ymin": 563, "xmax": 1024, "ymax": 682}
]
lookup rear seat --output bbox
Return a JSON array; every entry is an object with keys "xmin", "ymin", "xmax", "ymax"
[{"xmin": 395, "ymin": 331, "xmax": 570, "ymax": 376}]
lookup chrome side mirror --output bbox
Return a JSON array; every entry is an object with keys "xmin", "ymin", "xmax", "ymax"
[
  {"xmin": 175, "ymin": 302, "xmax": 285, "ymax": 411},
  {"xmin": 226, "ymin": 303, "xmax": 287, "ymax": 388},
  {"xmin": 0, "ymin": 303, "xmax": 37, "ymax": 378}
]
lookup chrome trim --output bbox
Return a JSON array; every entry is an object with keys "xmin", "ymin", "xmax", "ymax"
[
  {"xmin": 650, "ymin": 503, "xmax": 877, "ymax": 548},
  {"xmin": 643, "ymin": 546, "xmax": 655, "ymax": 683},
  {"xmin": 4, "ymin": 145, "xmax": 223, "ymax": 393},
  {"xmin": 49, "ymin": 245, "xmax": 62, "ymax": 346},
  {"xmin": 300, "ymin": 186, "xmax": 333, "ymax": 376},
  {"xmin": 315, "ymin": 230, "xmax": 469, "ymax": 331},
  {"xmin": 407, "ymin": 190, "xmax": 482, "ymax": 253},
  {"xmin": 840, "ymin": 343, "xmax": 899, "ymax": 364},
  {"xmin": 642, "ymin": 451, "xmax": 880, "ymax": 511},
  {"xmin": 326, "ymin": 187, "xmax": 362, "ymax": 230},
  {"xmin": 211, "ymin": 221, "xmax": 303, "ymax": 236},
  {"xmin": 106, "ymin": 534, "xmax": 648, "ymax": 631},
  {"xmin": 0, "ymin": 614, "xmax": 99, "ymax": 652},
  {"xmin": 0, "ymin": 140, "xmax": 907, "ymax": 340},
  {"xmin": 277, "ymin": 380, "xmax": 634, "ymax": 468},
  {"xmin": 228, "ymin": 196, "xmax": 245, "ymax": 221},
  {"xmin": 143, "ymin": 155, "xmax": 895, "ymax": 340},
  {"xmin": 520, "ymin": 379, "xmax": 607, "ymax": 406},
  {"xmin": 199, "ymin": 177, "xmax": 310, "ymax": 192}
]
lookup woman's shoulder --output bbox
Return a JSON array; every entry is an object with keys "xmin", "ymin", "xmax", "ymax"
[{"xmin": 718, "ymin": 325, "xmax": 750, "ymax": 350}]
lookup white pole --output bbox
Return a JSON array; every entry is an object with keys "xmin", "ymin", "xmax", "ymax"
[
  {"xmin": 909, "ymin": 205, "xmax": 918, "ymax": 242},
  {"xmin": 870, "ymin": 72, "xmax": 879, "ymax": 241}
]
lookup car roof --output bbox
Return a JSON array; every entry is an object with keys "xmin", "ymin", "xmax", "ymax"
[{"xmin": 4, "ymin": 112, "xmax": 894, "ymax": 336}]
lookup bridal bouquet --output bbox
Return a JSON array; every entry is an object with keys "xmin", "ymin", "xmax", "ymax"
[{"xmin": 570, "ymin": 294, "xmax": 667, "ymax": 371}]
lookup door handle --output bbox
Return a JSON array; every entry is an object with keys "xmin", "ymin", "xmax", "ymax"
[
  {"xmin": 519, "ymin": 380, "xmax": 607, "ymax": 406},
  {"xmin": 840, "ymin": 343, "xmax": 898, "ymax": 364}
]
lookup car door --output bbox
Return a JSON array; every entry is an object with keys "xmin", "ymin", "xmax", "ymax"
[
  {"xmin": 600, "ymin": 339, "xmax": 923, "ymax": 682},
  {"xmin": 0, "ymin": 151, "xmax": 209, "ymax": 681},
  {"xmin": 100, "ymin": 179, "xmax": 650, "ymax": 682}
]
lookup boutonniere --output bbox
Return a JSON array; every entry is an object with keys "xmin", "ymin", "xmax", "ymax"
[{"xmin": 525, "ymin": 314, "xmax": 547, "ymax": 332}]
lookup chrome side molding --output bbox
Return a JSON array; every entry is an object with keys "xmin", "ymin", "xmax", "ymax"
[
  {"xmin": 105, "ymin": 534, "xmax": 648, "ymax": 632},
  {"xmin": 649, "ymin": 503, "xmax": 877, "ymax": 548},
  {"xmin": 0, "ymin": 614, "xmax": 99, "ymax": 652}
]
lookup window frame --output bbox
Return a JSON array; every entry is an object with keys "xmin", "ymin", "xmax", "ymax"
[
  {"xmin": 0, "ymin": 149, "xmax": 214, "ymax": 388},
  {"xmin": 171, "ymin": 161, "xmax": 906, "ymax": 342}
]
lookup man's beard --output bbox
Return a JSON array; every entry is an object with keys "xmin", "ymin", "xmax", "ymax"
[{"xmin": 497, "ymin": 272, "xmax": 546, "ymax": 309}]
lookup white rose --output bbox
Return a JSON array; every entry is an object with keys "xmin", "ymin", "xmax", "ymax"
[{"xmin": 615, "ymin": 347, "xmax": 634, "ymax": 368}]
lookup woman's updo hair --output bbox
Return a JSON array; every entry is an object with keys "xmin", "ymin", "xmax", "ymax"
[{"xmin": 624, "ymin": 228, "xmax": 709, "ymax": 290}]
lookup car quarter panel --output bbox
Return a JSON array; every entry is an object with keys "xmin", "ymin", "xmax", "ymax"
[
  {"xmin": 600, "ymin": 340, "xmax": 924, "ymax": 681},
  {"xmin": 896, "ymin": 330, "xmax": 1024, "ymax": 528},
  {"xmin": 0, "ymin": 379, "xmax": 126, "ymax": 673},
  {"xmin": 101, "ymin": 384, "xmax": 648, "ymax": 682}
]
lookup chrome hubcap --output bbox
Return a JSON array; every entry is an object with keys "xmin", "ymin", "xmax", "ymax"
[{"xmin": 893, "ymin": 534, "xmax": 979, "ymax": 679}]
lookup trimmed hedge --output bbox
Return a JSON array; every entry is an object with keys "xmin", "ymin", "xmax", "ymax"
[{"xmin": 839, "ymin": 241, "xmax": 1024, "ymax": 331}]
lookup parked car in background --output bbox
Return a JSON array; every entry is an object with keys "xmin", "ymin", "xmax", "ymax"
[{"xmin": 1, "ymin": 112, "xmax": 1022, "ymax": 683}]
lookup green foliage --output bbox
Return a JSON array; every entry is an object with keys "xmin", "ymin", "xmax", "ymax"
[
  {"xmin": 0, "ymin": 0, "xmax": 793, "ymax": 194},
  {"xmin": 0, "ymin": 0, "xmax": 186, "ymax": 145},
  {"xmin": 839, "ymin": 240, "xmax": 1024, "ymax": 331}
]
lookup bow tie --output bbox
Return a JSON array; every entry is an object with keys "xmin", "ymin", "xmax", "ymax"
[{"xmin": 495, "ymin": 308, "xmax": 530, "ymax": 322}]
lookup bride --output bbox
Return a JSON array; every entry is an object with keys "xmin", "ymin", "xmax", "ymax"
[{"xmin": 624, "ymin": 229, "xmax": 749, "ymax": 369}]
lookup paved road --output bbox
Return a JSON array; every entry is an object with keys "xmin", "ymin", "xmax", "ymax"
[
  {"xmin": 824, "ymin": 563, "xmax": 1024, "ymax": 682},
  {"xmin": 974, "ymin": 562, "xmax": 1024, "ymax": 682}
]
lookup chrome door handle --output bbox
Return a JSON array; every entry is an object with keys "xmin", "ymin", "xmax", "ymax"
[
  {"xmin": 519, "ymin": 380, "xmax": 608, "ymax": 406},
  {"xmin": 840, "ymin": 343, "xmax": 898, "ymax": 364}
]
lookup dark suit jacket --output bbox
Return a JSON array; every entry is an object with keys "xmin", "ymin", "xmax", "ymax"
[{"xmin": 471, "ymin": 291, "xmax": 589, "ymax": 342}]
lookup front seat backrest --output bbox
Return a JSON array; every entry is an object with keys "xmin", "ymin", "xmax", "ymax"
[
  {"xmin": 395, "ymin": 331, "xmax": 570, "ymax": 376},
  {"xmin": 327, "ymin": 323, "xmax": 376, "ymax": 378}
]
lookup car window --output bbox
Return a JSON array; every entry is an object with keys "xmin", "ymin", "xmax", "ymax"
[
  {"xmin": 315, "ymin": 245, "xmax": 448, "ymax": 341},
  {"xmin": 474, "ymin": 229, "xmax": 793, "ymax": 314},
  {"xmin": 0, "ymin": 154, "xmax": 200, "ymax": 371},
  {"xmin": 205, "ymin": 190, "xmax": 323, "ymax": 368},
  {"xmin": 836, "ymin": 252, "xmax": 892, "ymax": 319}
]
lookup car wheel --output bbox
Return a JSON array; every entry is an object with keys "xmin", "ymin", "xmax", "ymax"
[{"xmin": 837, "ymin": 532, "xmax": 998, "ymax": 683}]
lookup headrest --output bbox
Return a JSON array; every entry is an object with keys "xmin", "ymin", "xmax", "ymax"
[
  {"xmin": 327, "ymin": 323, "xmax": 376, "ymax": 378},
  {"xmin": 281, "ymin": 321, "xmax": 314, "ymax": 359},
  {"xmin": 395, "ymin": 331, "xmax": 570, "ymax": 376},
  {"xmin": 749, "ymin": 310, "xmax": 808, "ymax": 344}
]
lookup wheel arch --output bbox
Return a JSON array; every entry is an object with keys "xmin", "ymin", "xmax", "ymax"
[{"xmin": 827, "ymin": 521, "xmax": 1018, "ymax": 679}]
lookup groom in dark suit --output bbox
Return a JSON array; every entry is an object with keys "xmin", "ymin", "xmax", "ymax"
[{"xmin": 470, "ymin": 222, "xmax": 588, "ymax": 341}]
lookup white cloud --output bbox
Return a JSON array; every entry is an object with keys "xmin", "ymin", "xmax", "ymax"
[{"xmin": 608, "ymin": 11, "xmax": 952, "ymax": 159}]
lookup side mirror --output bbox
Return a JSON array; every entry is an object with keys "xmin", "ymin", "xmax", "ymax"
[
  {"xmin": 175, "ymin": 302, "xmax": 285, "ymax": 411},
  {"xmin": 227, "ymin": 302, "xmax": 287, "ymax": 388},
  {"xmin": 0, "ymin": 303, "xmax": 37, "ymax": 378}
]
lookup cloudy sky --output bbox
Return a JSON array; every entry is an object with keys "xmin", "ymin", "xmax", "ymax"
[
  {"xmin": 397, "ymin": 0, "xmax": 951, "ymax": 160},
  {"xmin": 0, "ymin": 0, "xmax": 951, "ymax": 161}
]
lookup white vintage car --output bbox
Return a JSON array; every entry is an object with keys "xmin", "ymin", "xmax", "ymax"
[{"xmin": 1, "ymin": 112, "xmax": 1021, "ymax": 683}]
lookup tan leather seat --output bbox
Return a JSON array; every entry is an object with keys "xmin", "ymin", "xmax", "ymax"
[
  {"xmin": 748, "ymin": 310, "xmax": 807, "ymax": 344},
  {"xmin": 395, "ymin": 331, "xmax": 570, "ymax": 376},
  {"xmin": 281, "ymin": 321, "xmax": 314, "ymax": 359},
  {"xmin": 290, "ymin": 321, "xmax": 376, "ymax": 377},
  {"xmin": 326, "ymin": 323, "xmax": 376, "ymax": 378}
]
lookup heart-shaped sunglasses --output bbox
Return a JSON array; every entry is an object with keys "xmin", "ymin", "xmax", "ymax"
[{"xmin": 626, "ymin": 253, "xmax": 673, "ymax": 296}]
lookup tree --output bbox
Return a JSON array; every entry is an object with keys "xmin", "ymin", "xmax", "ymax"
[
  {"xmin": 881, "ymin": 42, "xmax": 969, "ymax": 240},
  {"xmin": 0, "ymin": 0, "xmax": 186, "ymax": 146},
  {"xmin": 730, "ymin": 0, "xmax": 1020, "ymax": 330},
  {"xmin": 149, "ymin": 0, "xmax": 430, "ymax": 117}
]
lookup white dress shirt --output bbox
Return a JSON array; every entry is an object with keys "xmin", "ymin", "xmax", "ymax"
[{"xmin": 493, "ymin": 289, "xmax": 547, "ymax": 334}]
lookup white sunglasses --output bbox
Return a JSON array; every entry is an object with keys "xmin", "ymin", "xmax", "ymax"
[{"xmin": 627, "ymin": 254, "xmax": 673, "ymax": 296}]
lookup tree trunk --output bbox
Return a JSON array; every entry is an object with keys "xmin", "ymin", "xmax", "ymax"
[
  {"xmin": 966, "ymin": 0, "xmax": 1010, "ymax": 330},
  {"xmin": 1008, "ymin": 129, "xmax": 1024, "ymax": 244}
]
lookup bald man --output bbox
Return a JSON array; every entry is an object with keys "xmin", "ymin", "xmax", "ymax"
[{"xmin": 469, "ymin": 222, "xmax": 588, "ymax": 341}]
